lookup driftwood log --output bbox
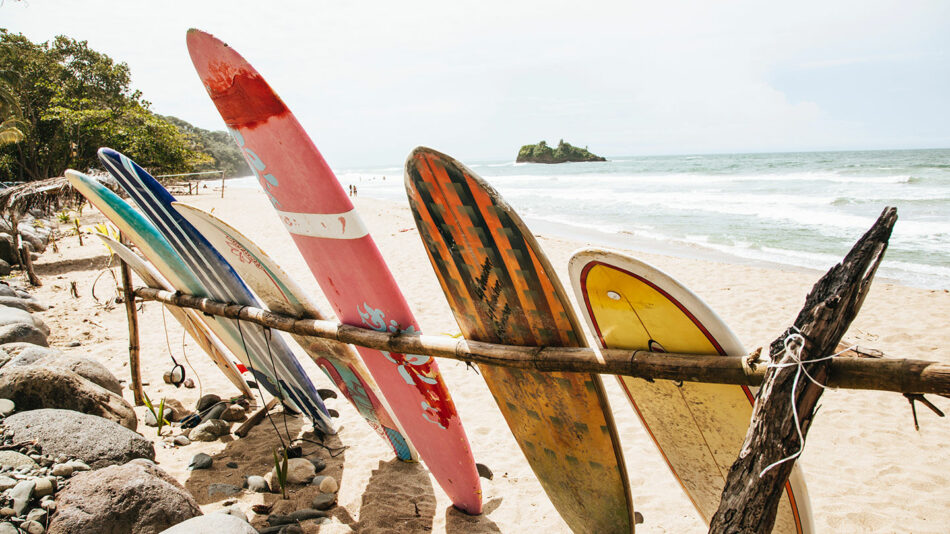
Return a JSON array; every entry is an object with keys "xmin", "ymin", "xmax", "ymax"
[{"xmin": 708, "ymin": 207, "xmax": 897, "ymax": 533}]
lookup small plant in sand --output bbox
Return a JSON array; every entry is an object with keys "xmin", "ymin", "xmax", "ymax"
[
  {"xmin": 142, "ymin": 391, "xmax": 169, "ymax": 437},
  {"xmin": 56, "ymin": 210, "xmax": 71, "ymax": 224},
  {"xmin": 273, "ymin": 447, "xmax": 289, "ymax": 499}
]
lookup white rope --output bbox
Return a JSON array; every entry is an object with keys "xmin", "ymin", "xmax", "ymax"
[{"xmin": 759, "ymin": 326, "xmax": 854, "ymax": 477}]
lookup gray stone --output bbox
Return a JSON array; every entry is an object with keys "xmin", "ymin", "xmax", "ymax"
[
  {"xmin": 22, "ymin": 519, "xmax": 44, "ymax": 534},
  {"xmin": 3, "ymin": 409, "xmax": 154, "ymax": 469},
  {"xmin": 0, "ymin": 285, "xmax": 14, "ymax": 298},
  {"xmin": 4, "ymin": 346, "xmax": 60, "ymax": 368},
  {"xmin": 0, "ymin": 367, "xmax": 136, "ymax": 429},
  {"xmin": 172, "ymin": 435, "xmax": 191, "ymax": 446},
  {"xmin": 0, "ymin": 323, "xmax": 48, "ymax": 347},
  {"xmin": 0, "ymin": 450, "xmax": 37, "ymax": 469},
  {"xmin": 33, "ymin": 355, "xmax": 122, "ymax": 396},
  {"xmin": 266, "ymin": 508, "xmax": 327, "ymax": 526},
  {"xmin": 33, "ymin": 477, "xmax": 54, "ymax": 497},
  {"xmin": 0, "ymin": 475, "xmax": 15, "ymax": 491},
  {"xmin": 49, "ymin": 461, "xmax": 201, "ymax": 534},
  {"xmin": 188, "ymin": 419, "xmax": 229, "ymax": 442},
  {"xmin": 220, "ymin": 405, "xmax": 246, "ymax": 422},
  {"xmin": 273, "ymin": 458, "xmax": 315, "ymax": 485},
  {"xmin": 0, "ymin": 523, "xmax": 15, "ymax": 534},
  {"xmin": 0, "ymin": 261, "xmax": 9, "ymax": 277},
  {"xmin": 244, "ymin": 475, "xmax": 269, "ymax": 493},
  {"xmin": 195, "ymin": 394, "xmax": 221, "ymax": 413},
  {"xmin": 207, "ymin": 483, "xmax": 242, "ymax": 499},
  {"xmin": 0, "ymin": 234, "xmax": 15, "ymax": 265},
  {"xmin": 10, "ymin": 479, "xmax": 34, "ymax": 515},
  {"xmin": 0, "ymin": 297, "xmax": 45, "ymax": 313},
  {"xmin": 309, "ymin": 456, "xmax": 326, "ymax": 473},
  {"xmin": 161, "ymin": 399, "xmax": 189, "ymax": 422},
  {"xmin": 313, "ymin": 475, "xmax": 338, "ymax": 493},
  {"xmin": 50, "ymin": 464, "xmax": 72, "ymax": 477},
  {"xmin": 188, "ymin": 453, "xmax": 212, "ymax": 471},
  {"xmin": 199, "ymin": 403, "xmax": 226, "ymax": 422},
  {"xmin": 62, "ymin": 460, "xmax": 89, "ymax": 472},
  {"xmin": 0, "ymin": 306, "xmax": 48, "ymax": 336},
  {"xmin": 311, "ymin": 492, "xmax": 337, "ymax": 510},
  {"xmin": 0, "ymin": 343, "xmax": 56, "ymax": 358},
  {"xmin": 158, "ymin": 514, "xmax": 257, "ymax": 534},
  {"xmin": 25, "ymin": 508, "xmax": 46, "ymax": 523}
]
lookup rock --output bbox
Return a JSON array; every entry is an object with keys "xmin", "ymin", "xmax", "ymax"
[
  {"xmin": 195, "ymin": 394, "xmax": 221, "ymax": 413},
  {"xmin": 161, "ymin": 399, "xmax": 189, "ymax": 422},
  {"xmin": 273, "ymin": 458, "xmax": 315, "ymax": 485},
  {"xmin": 0, "ymin": 398, "xmax": 14, "ymax": 416},
  {"xmin": 207, "ymin": 483, "xmax": 242, "ymax": 499},
  {"xmin": 0, "ymin": 285, "xmax": 13, "ymax": 298},
  {"xmin": 33, "ymin": 476, "xmax": 55, "ymax": 497},
  {"xmin": 173, "ymin": 435, "xmax": 191, "ymax": 446},
  {"xmin": 188, "ymin": 453, "xmax": 212, "ymax": 471},
  {"xmin": 0, "ymin": 306, "xmax": 48, "ymax": 336},
  {"xmin": 50, "ymin": 464, "xmax": 73, "ymax": 477},
  {"xmin": 0, "ymin": 509, "xmax": 12, "ymax": 517},
  {"xmin": 226, "ymin": 461, "xmax": 238, "ymax": 469},
  {"xmin": 0, "ymin": 523, "xmax": 14, "ymax": 534},
  {"xmin": 4, "ymin": 346, "xmax": 60, "ymax": 368},
  {"xmin": 10, "ymin": 479, "xmax": 34, "ymax": 515},
  {"xmin": 200, "ymin": 403, "xmax": 226, "ymax": 422},
  {"xmin": 309, "ymin": 457, "xmax": 326, "ymax": 473},
  {"xmin": 0, "ymin": 261, "xmax": 9, "ymax": 277},
  {"xmin": 26, "ymin": 508, "xmax": 46, "ymax": 523},
  {"xmin": 0, "ymin": 323, "xmax": 48, "ymax": 346},
  {"xmin": 33, "ymin": 355, "xmax": 122, "ymax": 396},
  {"xmin": 62, "ymin": 460, "xmax": 90, "ymax": 473},
  {"xmin": 3, "ymin": 409, "xmax": 154, "ymax": 469},
  {"xmin": 182, "ymin": 378, "xmax": 194, "ymax": 389},
  {"xmin": 266, "ymin": 508, "xmax": 327, "ymax": 526},
  {"xmin": 222, "ymin": 504, "xmax": 246, "ymax": 521},
  {"xmin": 0, "ymin": 234, "xmax": 15, "ymax": 265},
  {"xmin": 311, "ymin": 492, "xmax": 337, "ymax": 510},
  {"xmin": 188, "ymin": 419, "xmax": 230, "ymax": 442},
  {"xmin": 0, "ymin": 367, "xmax": 137, "ymax": 429},
  {"xmin": 0, "ymin": 297, "xmax": 45, "ymax": 313},
  {"xmin": 220, "ymin": 405, "xmax": 246, "ymax": 422},
  {"xmin": 0, "ymin": 450, "xmax": 37, "ymax": 469},
  {"xmin": 0, "ymin": 343, "xmax": 54, "ymax": 358},
  {"xmin": 158, "ymin": 514, "xmax": 257, "ymax": 534},
  {"xmin": 48, "ymin": 461, "xmax": 201, "ymax": 534},
  {"xmin": 0, "ymin": 476, "xmax": 15, "ymax": 491},
  {"xmin": 22, "ymin": 520, "xmax": 44, "ymax": 534},
  {"xmin": 313, "ymin": 475, "xmax": 338, "ymax": 493},
  {"xmin": 244, "ymin": 475, "xmax": 269, "ymax": 493}
]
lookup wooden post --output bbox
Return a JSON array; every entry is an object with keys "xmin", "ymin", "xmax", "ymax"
[
  {"xmin": 119, "ymin": 234, "xmax": 144, "ymax": 406},
  {"xmin": 220, "ymin": 172, "xmax": 225, "ymax": 199},
  {"xmin": 235, "ymin": 397, "xmax": 280, "ymax": 437},
  {"xmin": 709, "ymin": 207, "xmax": 897, "ymax": 533},
  {"xmin": 18, "ymin": 244, "xmax": 41, "ymax": 287}
]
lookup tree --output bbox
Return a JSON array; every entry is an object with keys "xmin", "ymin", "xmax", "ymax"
[
  {"xmin": 0, "ymin": 72, "xmax": 25, "ymax": 146},
  {"xmin": 0, "ymin": 30, "xmax": 208, "ymax": 182}
]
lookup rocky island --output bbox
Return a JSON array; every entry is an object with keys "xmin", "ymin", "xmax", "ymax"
[{"xmin": 516, "ymin": 140, "xmax": 606, "ymax": 163}]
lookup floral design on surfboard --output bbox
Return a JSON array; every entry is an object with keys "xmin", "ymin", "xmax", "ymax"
[{"xmin": 357, "ymin": 303, "xmax": 451, "ymax": 429}]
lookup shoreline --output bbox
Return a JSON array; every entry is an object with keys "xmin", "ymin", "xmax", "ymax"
[{"xmin": 26, "ymin": 185, "xmax": 950, "ymax": 533}]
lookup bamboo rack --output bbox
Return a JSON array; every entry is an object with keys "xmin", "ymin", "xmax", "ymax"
[{"xmin": 131, "ymin": 285, "xmax": 950, "ymax": 396}]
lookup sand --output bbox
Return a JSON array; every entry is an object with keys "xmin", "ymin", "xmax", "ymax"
[{"xmin": 26, "ymin": 185, "xmax": 950, "ymax": 533}]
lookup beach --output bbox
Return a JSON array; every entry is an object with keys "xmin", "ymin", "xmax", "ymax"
[{"xmin": 30, "ymin": 185, "xmax": 950, "ymax": 533}]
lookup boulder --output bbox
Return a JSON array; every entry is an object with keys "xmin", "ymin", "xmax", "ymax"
[
  {"xmin": 33, "ymin": 355, "xmax": 122, "ymax": 396},
  {"xmin": 161, "ymin": 398, "xmax": 189, "ymax": 422},
  {"xmin": 0, "ymin": 306, "xmax": 48, "ymax": 336},
  {"xmin": 2, "ymin": 409, "xmax": 153, "ymax": 469},
  {"xmin": 0, "ymin": 367, "xmax": 136, "ymax": 429},
  {"xmin": 272, "ymin": 458, "xmax": 316, "ymax": 485},
  {"xmin": 0, "ymin": 234, "xmax": 14, "ymax": 266},
  {"xmin": 48, "ymin": 461, "xmax": 201, "ymax": 534},
  {"xmin": 16, "ymin": 226, "xmax": 46, "ymax": 255},
  {"xmin": 0, "ymin": 297, "xmax": 46, "ymax": 313},
  {"xmin": 0, "ymin": 262, "xmax": 9, "ymax": 278},
  {"xmin": 4, "ymin": 346, "xmax": 60, "ymax": 368},
  {"xmin": 0, "ymin": 324, "xmax": 48, "ymax": 347},
  {"xmin": 188, "ymin": 419, "xmax": 229, "ymax": 442},
  {"xmin": 159, "ymin": 514, "xmax": 256, "ymax": 534},
  {"xmin": 0, "ymin": 450, "xmax": 36, "ymax": 469}
]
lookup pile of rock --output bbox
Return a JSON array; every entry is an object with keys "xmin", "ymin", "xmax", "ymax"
[{"xmin": 0, "ymin": 211, "xmax": 54, "ymax": 277}]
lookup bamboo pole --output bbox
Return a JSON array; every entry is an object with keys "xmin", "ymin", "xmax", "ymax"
[
  {"xmin": 120, "ymin": 239, "xmax": 144, "ymax": 406},
  {"xmin": 131, "ymin": 285, "xmax": 950, "ymax": 396}
]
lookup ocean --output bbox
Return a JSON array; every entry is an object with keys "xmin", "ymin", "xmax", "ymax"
[{"xmin": 232, "ymin": 148, "xmax": 950, "ymax": 290}]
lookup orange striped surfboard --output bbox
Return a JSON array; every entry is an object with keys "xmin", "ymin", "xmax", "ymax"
[{"xmin": 405, "ymin": 147, "xmax": 634, "ymax": 533}]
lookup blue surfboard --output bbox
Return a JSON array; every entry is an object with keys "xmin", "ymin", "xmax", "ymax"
[{"xmin": 96, "ymin": 148, "xmax": 333, "ymax": 434}]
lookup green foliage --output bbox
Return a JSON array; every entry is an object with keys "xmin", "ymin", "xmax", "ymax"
[
  {"xmin": 273, "ymin": 447, "xmax": 289, "ymax": 499},
  {"xmin": 142, "ymin": 391, "xmax": 169, "ymax": 437},
  {"xmin": 516, "ymin": 139, "xmax": 606, "ymax": 164},
  {"xmin": 162, "ymin": 116, "xmax": 251, "ymax": 178},
  {"xmin": 0, "ymin": 30, "xmax": 210, "ymax": 182}
]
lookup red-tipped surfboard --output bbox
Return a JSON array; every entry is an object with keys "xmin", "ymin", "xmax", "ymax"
[{"xmin": 187, "ymin": 29, "xmax": 480, "ymax": 513}]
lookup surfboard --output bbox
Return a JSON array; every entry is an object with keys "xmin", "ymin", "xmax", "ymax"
[
  {"xmin": 92, "ymin": 149, "xmax": 335, "ymax": 436},
  {"xmin": 67, "ymin": 170, "xmax": 264, "ymax": 399},
  {"xmin": 405, "ymin": 147, "xmax": 634, "ymax": 534},
  {"xmin": 173, "ymin": 202, "xmax": 417, "ymax": 461},
  {"xmin": 95, "ymin": 233, "xmax": 253, "ymax": 399},
  {"xmin": 187, "ymin": 29, "xmax": 481, "ymax": 513},
  {"xmin": 569, "ymin": 248, "xmax": 813, "ymax": 533}
]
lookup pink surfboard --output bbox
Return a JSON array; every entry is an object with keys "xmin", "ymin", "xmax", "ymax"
[{"xmin": 187, "ymin": 29, "xmax": 481, "ymax": 513}]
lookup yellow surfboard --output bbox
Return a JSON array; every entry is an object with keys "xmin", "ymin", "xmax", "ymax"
[{"xmin": 569, "ymin": 248, "xmax": 813, "ymax": 533}]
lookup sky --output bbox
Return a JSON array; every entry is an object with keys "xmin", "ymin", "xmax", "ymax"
[{"xmin": 2, "ymin": 0, "xmax": 948, "ymax": 166}]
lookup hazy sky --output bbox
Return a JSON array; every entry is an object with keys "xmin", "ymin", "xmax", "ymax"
[{"xmin": 3, "ymin": 0, "xmax": 948, "ymax": 166}]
